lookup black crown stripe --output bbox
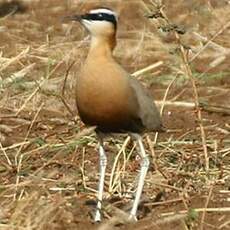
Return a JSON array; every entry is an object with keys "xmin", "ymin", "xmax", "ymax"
[{"xmin": 82, "ymin": 13, "xmax": 117, "ymax": 28}]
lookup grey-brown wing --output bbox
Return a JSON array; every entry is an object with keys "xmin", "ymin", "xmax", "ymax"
[{"xmin": 129, "ymin": 77, "xmax": 163, "ymax": 132}]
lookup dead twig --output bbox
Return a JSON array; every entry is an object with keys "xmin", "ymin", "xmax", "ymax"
[
  {"xmin": 60, "ymin": 60, "xmax": 76, "ymax": 117},
  {"xmin": 13, "ymin": 103, "xmax": 44, "ymax": 201},
  {"xmin": 132, "ymin": 61, "xmax": 163, "ymax": 77},
  {"xmin": 200, "ymin": 184, "xmax": 214, "ymax": 230},
  {"xmin": 190, "ymin": 22, "xmax": 230, "ymax": 63},
  {"xmin": 199, "ymin": 102, "xmax": 230, "ymax": 115},
  {"xmin": 161, "ymin": 207, "xmax": 230, "ymax": 217},
  {"xmin": 176, "ymin": 33, "xmax": 209, "ymax": 172}
]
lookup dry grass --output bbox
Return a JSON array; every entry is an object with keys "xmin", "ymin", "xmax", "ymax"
[{"xmin": 0, "ymin": 0, "xmax": 230, "ymax": 229}]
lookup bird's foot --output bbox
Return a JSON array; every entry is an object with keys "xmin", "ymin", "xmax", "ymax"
[
  {"xmin": 128, "ymin": 214, "xmax": 138, "ymax": 222},
  {"xmin": 94, "ymin": 210, "xmax": 101, "ymax": 222}
]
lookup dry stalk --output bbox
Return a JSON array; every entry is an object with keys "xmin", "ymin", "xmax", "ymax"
[
  {"xmin": 0, "ymin": 140, "xmax": 12, "ymax": 166},
  {"xmin": 200, "ymin": 184, "xmax": 214, "ymax": 230},
  {"xmin": 0, "ymin": 47, "xmax": 30, "ymax": 72},
  {"xmin": 144, "ymin": 73, "xmax": 178, "ymax": 183},
  {"xmin": 0, "ymin": 180, "xmax": 32, "ymax": 189},
  {"xmin": 144, "ymin": 197, "xmax": 183, "ymax": 207},
  {"xmin": 131, "ymin": 61, "xmax": 163, "ymax": 77},
  {"xmin": 199, "ymin": 102, "xmax": 230, "ymax": 116},
  {"xmin": 155, "ymin": 100, "xmax": 195, "ymax": 108},
  {"xmin": 146, "ymin": 135, "xmax": 168, "ymax": 180},
  {"xmin": 32, "ymin": 126, "xmax": 96, "ymax": 175},
  {"xmin": 161, "ymin": 207, "xmax": 230, "ymax": 217},
  {"xmin": 15, "ymin": 59, "xmax": 64, "ymax": 116},
  {"xmin": 109, "ymin": 136, "xmax": 131, "ymax": 194},
  {"xmin": 176, "ymin": 34, "xmax": 209, "ymax": 172},
  {"xmin": 152, "ymin": 181, "xmax": 185, "ymax": 192},
  {"xmin": 13, "ymin": 103, "xmax": 44, "ymax": 201},
  {"xmin": 14, "ymin": 103, "xmax": 45, "ymax": 165},
  {"xmin": 148, "ymin": 2, "xmax": 209, "ymax": 171},
  {"xmin": 154, "ymin": 75, "xmax": 177, "ymax": 143},
  {"xmin": 190, "ymin": 21, "xmax": 230, "ymax": 63},
  {"xmin": 218, "ymin": 219, "xmax": 230, "ymax": 229},
  {"xmin": 60, "ymin": 60, "xmax": 76, "ymax": 117},
  {"xmin": 156, "ymin": 100, "xmax": 230, "ymax": 115},
  {"xmin": 80, "ymin": 146, "xmax": 97, "ymax": 193},
  {"xmin": 0, "ymin": 63, "xmax": 35, "ymax": 88}
]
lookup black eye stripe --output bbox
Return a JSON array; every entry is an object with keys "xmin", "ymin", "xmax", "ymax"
[{"xmin": 82, "ymin": 13, "xmax": 117, "ymax": 28}]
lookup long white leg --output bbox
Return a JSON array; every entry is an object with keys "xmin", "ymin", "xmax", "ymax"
[
  {"xmin": 129, "ymin": 134, "xmax": 150, "ymax": 221},
  {"xmin": 94, "ymin": 138, "xmax": 107, "ymax": 222}
]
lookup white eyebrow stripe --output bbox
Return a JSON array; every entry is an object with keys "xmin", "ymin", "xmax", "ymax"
[{"xmin": 89, "ymin": 8, "xmax": 117, "ymax": 18}]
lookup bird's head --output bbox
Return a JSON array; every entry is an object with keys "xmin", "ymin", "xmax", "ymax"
[{"xmin": 65, "ymin": 8, "xmax": 118, "ymax": 37}]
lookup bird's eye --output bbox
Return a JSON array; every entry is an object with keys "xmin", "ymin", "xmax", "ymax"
[{"xmin": 98, "ymin": 13, "xmax": 103, "ymax": 18}]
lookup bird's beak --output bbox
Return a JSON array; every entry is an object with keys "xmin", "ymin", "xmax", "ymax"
[{"xmin": 62, "ymin": 14, "xmax": 82, "ymax": 23}]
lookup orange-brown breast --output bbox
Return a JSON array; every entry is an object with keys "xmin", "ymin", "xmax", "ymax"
[{"xmin": 76, "ymin": 54, "xmax": 142, "ymax": 133}]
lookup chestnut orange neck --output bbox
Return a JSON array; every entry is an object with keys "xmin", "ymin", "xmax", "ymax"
[{"xmin": 88, "ymin": 34, "xmax": 116, "ymax": 58}]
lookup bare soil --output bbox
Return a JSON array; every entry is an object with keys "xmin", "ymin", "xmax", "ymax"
[{"xmin": 0, "ymin": 1, "xmax": 230, "ymax": 230}]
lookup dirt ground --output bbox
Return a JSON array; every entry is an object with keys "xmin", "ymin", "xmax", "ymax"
[{"xmin": 0, "ymin": 0, "xmax": 230, "ymax": 230}]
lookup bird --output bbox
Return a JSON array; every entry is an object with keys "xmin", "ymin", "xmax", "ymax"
[{"xmin": 64, "ymin": 7, "xmax": 164, "ymax": 222}]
